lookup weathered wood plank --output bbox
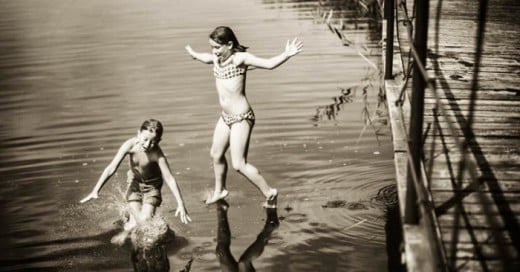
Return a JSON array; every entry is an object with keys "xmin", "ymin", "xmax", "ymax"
[
  {"xmin": 426, "ymin": 170, "xmax": 520, "ymax": 182},
  {"xmin": 444, "ymin": 260, "xmax": 516, "ymax": 272},
  {"xmin": 426, "ymin": 89, "xmax": 520, "ymax": 99},
  {"xmin": 423, "ymin": 110, "xmax": 520, "ymax": 119},
  {"xmin": 424, "ymin": 97, "xmax": 520, "ymax": 106},
  {"xmin": 442, "ymin": 243, "xmax": 519, "ymax": 261},
  {"xmin": 421, "ymin": 120, "xmax": 520, "ymax": 131},
  {"xmin": 421, "ymin": 129, "xmax": 520, "ymax": 137},
  {"xmin": 433, "ymin": 200, "xmax": 520, "ymax": 215},
  {"xmin": 440, "ymin": 227, "xmax": 517, "ymax": 244},
  {"xmin": 432, "ymin": 191, "xmax": 520, "ymax": 204},
  {"xmin": 403, "ymin": 224, "xmax": 444, "ymax": 272},
  {"xmin": 423, "ymin": 136, "xmax": 520, "ymax": 146},
  {"xmin": 387, "ymin": 0, "xmax": 520, "ymax": 270}
]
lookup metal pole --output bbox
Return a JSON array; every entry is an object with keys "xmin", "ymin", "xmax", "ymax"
[
  {"xmin": 384, "ymin": 0, "xmax": 395, "ymax": 79},
  {"xmin": 404, "ymin": 0, "xmax": 429, "ymax": 224}
]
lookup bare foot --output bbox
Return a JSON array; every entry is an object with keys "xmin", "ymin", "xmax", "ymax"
[
  {"xmin": 110, "ymin": 230, "xmax": 130, "ymax": 246},
  {"xmin": 205, "ymin": 189, "xmax": 229, "ymax": 205},
  {"xmin": 123, "ymin": 217, "xmax": 137, "ymax": 231},
  {"xmin": 263, "ymin": 188, "xmax": 278, "ymax": 208}
]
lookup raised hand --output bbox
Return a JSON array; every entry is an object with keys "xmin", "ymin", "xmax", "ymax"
[
  {"xmin": 285, "ymin": 37, "xmax": 303, "ymax": 57},
  {"xmin": 185, "ymin": 45, "xmax": 195, "ymax": 56}
]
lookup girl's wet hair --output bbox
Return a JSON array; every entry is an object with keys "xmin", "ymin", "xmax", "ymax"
[
  {"xmin": 209, "ymin": 26, "xmax": 248, "ymax": 52},
  {"xmin": 140, "ymin": 119, "xmax": 163, "ymax": 138}
]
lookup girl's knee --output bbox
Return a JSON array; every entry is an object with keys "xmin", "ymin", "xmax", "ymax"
[
  {"xmin": 231, "ymin": 160, "xmax": 247, "ymax": 172},
  {"xmin": 210, "ymin": 148, "xmax": 225, "ymax": 162}
]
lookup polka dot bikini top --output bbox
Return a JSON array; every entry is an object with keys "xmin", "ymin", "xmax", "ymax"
[{"xmin": 213, "ymin": 56, "xmax": 247, "ymax": 79}]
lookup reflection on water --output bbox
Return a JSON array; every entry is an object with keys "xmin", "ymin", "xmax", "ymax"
[
  {"xmin": 215, "ymin": 200, "xmax": 279, "ymax": 272},
  {"xmin": 0, "ymin": 0, "xmax": 398, "ymax": 271},
  {"xmin": 312, "ymin": 86, "xmax": 355, "ymax": 122}
]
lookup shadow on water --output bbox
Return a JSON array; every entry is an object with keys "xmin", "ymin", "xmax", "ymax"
[
  {"xmin": 1, "ymin": 228, "xmax": 126, "ymax": 271},
  {"xmin": 377, "ymin": 185, "xmax": 406, "ymax": 272},
  {"xmin": 384, "ymin": 202, "xmax": 406, "ymax": 272},
  {"xmin": 2, "ymin": 219, "xmax": 194, "ymax": 272},
  {"xmin": 214, "ymin": 200, "xmax": 280, "ymax": 272}
]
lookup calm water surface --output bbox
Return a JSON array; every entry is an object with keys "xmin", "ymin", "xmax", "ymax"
[{"xmin": 0, "ymin": 0, "xmax": 397, "ymax": 271}]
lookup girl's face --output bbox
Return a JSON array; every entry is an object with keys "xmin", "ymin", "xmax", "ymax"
[
  {"xmin": 137, "ymin": 130, "xmax": 160, "ymax": 152},
  {"xmin": 209, "ymin": 39, "xmax": 232, "ymax": 61}
]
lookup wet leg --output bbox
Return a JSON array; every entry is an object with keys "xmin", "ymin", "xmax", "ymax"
[
  {"xmin": 206, "ymin": 118, "xmax": 231, "ymax": 204},
  {"xmin": 126, "ymin": 201, "xmax": 142, "ymax": 229},
  {"xmin": 229, "ymin": 121, "xmax": 277, "ymax": 203},
  {"xmin": 112, "ymin": 201, "xmax": 141, "ymax": 245},
  {"xmin": 140, "ymin": 203, "xmax": 156, "ymax": 221}
]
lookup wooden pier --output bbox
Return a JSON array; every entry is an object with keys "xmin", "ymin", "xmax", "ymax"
[{"xmin": 383, "ymin": 0, "xmax": 520, "ymax": 271}]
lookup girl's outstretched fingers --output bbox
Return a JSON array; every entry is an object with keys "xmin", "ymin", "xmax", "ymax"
[{"xmin": 285, "ymin": 37, "xmax": 303, "ymax": 57}]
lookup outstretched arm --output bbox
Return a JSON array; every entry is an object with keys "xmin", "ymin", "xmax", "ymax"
[
  {"xmin": 185, "ymin": 45, "xmax": 213, "ymax": 64},
  {"xmin": 241, "ymin": 37, "xmax": 303, "ymax": 70},
  {"xmin": 80, "ymin": 138, "xmax": 132, "ymax": 203},
  {"xmin": 157, "ymin": 154, "xmax": 192, "ymax": 224}
]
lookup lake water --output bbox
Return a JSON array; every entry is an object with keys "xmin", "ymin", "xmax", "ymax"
[{"xmin": 0, "ymin": 0, "xmax": 398, "ymax": 271}]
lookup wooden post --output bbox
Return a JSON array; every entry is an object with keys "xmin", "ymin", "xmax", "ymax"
[
  {"xmin": 384, "ymin": 0, "xmax": 395, "ymax": 79},
  {"xmin": 404, "ymin": 0, "xmax": 429, "ymax": 225}
]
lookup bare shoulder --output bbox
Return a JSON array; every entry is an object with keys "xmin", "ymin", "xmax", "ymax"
[
  {"xmin": 233, "ymin": 52, "xmax": 252, "ymax": 65},
  {"xmin": 122, "ymin": 137, "xmax": 138, "ymax": 152}
]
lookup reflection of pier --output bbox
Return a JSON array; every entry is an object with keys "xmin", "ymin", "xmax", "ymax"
[
  {"xmin": 383, "ymin": 0, "xmax": 520, "ymax": 271},
  {"xmin": 312, "ymin": 87, "xmax": 354, "ymax": 123}
]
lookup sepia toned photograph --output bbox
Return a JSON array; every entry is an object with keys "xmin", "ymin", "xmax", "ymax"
[{"xmin": 1, "ymin": 0, "xmax": 518, "ymax": 271}]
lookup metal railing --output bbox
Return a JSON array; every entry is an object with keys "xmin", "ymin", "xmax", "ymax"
[
  {"xmin": 382, "ymin": 0, "xmax": 498, "ymax": 270},
  {"xmin": 382, "ymin": 0, "xmax": 520, "ymax": 270},
  {"xmin": 384, "ymin": 1, "xmax": 448, "ymax": 270}
]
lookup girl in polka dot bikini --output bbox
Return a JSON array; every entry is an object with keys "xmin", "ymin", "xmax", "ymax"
[{"xmin": 185, "ymin": 26, "xmax": 303, "ymax": 207}]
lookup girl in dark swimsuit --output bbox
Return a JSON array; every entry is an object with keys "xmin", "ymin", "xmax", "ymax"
[{"xmin": 185, "ymin": 26, "xmax": 303, "ymax": 207}]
